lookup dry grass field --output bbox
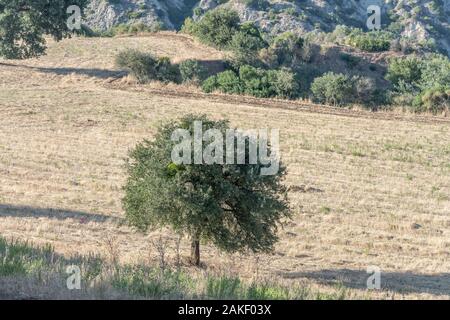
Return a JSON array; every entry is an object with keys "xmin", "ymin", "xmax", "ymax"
[{"xmin": 0, "ymin": 33, "xmax": 449, "ymax": 299}]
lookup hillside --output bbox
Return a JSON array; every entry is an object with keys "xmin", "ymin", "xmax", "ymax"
[
  {"xmin": 83, "ymin": 0, "xmax": 450, "ymax": 56},
  {"xmin": 0, "ymin": 33, "xmax": 449, "ymax": 299}
]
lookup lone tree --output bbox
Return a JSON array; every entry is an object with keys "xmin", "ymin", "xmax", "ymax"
[
  {"xmin": 0, "ymin": 0, "xmax": 88, "ymax": 59},
  {"xmin": 123, "ymin": 114, "xmax": 290, "ymax": 266}
]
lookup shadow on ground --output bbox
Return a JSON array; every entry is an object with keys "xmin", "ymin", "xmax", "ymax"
[
  {"xmin": 278, "ymin": 269, "xmax": 450, "ymax": 297},
  {"xmin": 0, "ymin": 62, "xmax": 126, "ymax": 79},
  {"xmin": 0, "ymin": 204, "xmax": 122, "ymax": 223}
]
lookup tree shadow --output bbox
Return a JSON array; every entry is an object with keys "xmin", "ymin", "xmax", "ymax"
[
  {"xmin": 277, "ymin": 269, "xmax": 450, "ymax": 296},
  {"xmin": 35, "ymin": 66, "xmax": 127, "ymax": 79},
  {"xmin": 0, "ymin": 62, "xmax": 126, "ymax": 80},
  {"xmin": 0, "ymin": 204, "xmax": 122, "ymax": 224}
]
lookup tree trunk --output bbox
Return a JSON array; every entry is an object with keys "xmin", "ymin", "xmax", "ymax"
[{"xmin": 190, "ymin": 237, "xmax": 200, "ymax": 266}]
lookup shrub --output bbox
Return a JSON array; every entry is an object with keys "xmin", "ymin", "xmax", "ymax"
[
  {"xmin": 229, "ymin": 23, "xmax": 267, "ymax": 67},
  {"xmin": 387, "ymin": 53, "xmax": 450, "ymax": 112},
  {"xmin": 179, "ymin": 59, "xmax": 207, "ymax": 85},
  {"xmin": 215, "ymin": 70, "xmax": 243, "ymax": 94},
  {"xmin": 115, "ymin": 49, "xmax": 179, "ymax": 84},
  {"xmin": 346, "ymin": 30, "xmax": 392, "ymax": 52},
  {"xmin": 201, "ymin": 75, "xmax": 220, "ymax": 93},
  {"xmin": 352, "ymin": 76, "xmax": 380, "ymax": 107},
  {"xmin": 415, "ymin": 86, "xmax": 450, "ymax": 114},
  {"xmin": 271, "ymin": 68, "xmax": 300, "ymax": 99},
  {"xmin": 419, "ymin": 54, "xmax": 450, "ymax": 90},
  {"xmin": 386, "ymin": 55, "xmax": 423, "ymax": 91},
  {"xmin": 182, "ymin": 8, "xmax": 240, "ymax": 49},
  {"xmin": 311, "ymin": 72, "xmax": 354, "ymax": 106},
  {"xmin": 269, "ymin": 32, "xmax": 305, "ymax": 67},
  {"xmin": 202, "ymin": 66, "xmax": 299, "ymax": 99}
]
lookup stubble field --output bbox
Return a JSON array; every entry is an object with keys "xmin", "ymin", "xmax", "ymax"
[{"xmin": 0, "ymin": 33, "xmax": 449, "ymax": 299}]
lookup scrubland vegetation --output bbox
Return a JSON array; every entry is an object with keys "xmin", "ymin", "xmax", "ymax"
[{"xmin": 106, "ymin": 8, "xmax": 450, "ymax": 113}]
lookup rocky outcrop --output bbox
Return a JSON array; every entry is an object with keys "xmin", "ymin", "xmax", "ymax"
[{"xmin": 82, "ymin": 0, "xmax": 450, "ymax": 55}]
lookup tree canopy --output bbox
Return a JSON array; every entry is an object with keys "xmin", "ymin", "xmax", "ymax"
[
  {"xmin": 123, "ymin": 114, "xmax": 290, "ymax": 265},
  {"xmin": 0, "ymin": 0, "xmax": 88, "ymax": 59}
]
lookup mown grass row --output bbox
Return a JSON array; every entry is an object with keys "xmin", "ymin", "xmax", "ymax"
[{"xmin": 0, "ymin": 237, "xmax": 351, "ymax": 300}]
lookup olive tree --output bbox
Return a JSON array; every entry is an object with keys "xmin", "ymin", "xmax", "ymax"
[
  {"xmin": 0, "ymin": 0, "xmax": 88, "ymax": 59},
  {"xmin": 123, "ymin": 114, "xmax": 290, "ymax": 266}
]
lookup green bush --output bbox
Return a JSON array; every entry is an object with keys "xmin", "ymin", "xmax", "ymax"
[
  {"xmin": 201, "ymin": 75, "xmax": 220, "ymax": 93},
  {"xmin": 115, "ymin": 49, "xmax": 179, "ymax": 84},
  {"xmin": 414, "ymin": 86, "xmax": 450, "ymax": 114},
  {"xmin": 271, "ymin": 68, "xmax": 300, "ymax": 99},
  {"xmin": 346, "ymin": 29, "xmax": 392, "ymax": 52},
  {"xmin": 229, "ymin": 23, "xmax": 267, "ymax": 67},
  {"xmin": 215, "ymin": 70, "xmax": 243, "ymax": 94},
  {"xmin": 386, "ymin": 55, "xmax": 423, "ymax": 91},
  {"xmin": 179, "ymin": 59, "xmax": 207, "ymax": 85},
  {"xmin": 268, "ymin": 32, "xmax": 305, "ymax": 67},
  {"xmin": 202, "ymin": 65, "xmax": 299, "ymax": 99},
  {"xmin": 387, "ymin": 53, "xmax": 450, "ymax": 112},
  {"xmin": 311, "ymin": 72, "xmax": 354, "ymax": 106},
  {"xmin": 182, "ymin": 8, "xmax": 240, "ymax": 49}
]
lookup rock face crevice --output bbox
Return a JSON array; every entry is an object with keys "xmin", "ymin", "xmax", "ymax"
[{"xmin": 83, "ymin": 0, "xmax": 450, "ymax": 56}]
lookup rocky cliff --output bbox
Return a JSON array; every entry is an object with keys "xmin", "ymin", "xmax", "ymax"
[{"xmin": 83, "ymin": 0, "xmax": 450, "ymax": 55}]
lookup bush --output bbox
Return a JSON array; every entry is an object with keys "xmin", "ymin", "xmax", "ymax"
[
  {"xmin": 182, "ymin": 8, "xmax": 240, "ymax": 49},
  {"xmin": 415, "ymin": 86, "xmax": 450, "ymax": 114},
  {"xmin": 419, "ymin": 54, "xmax": 450, "ymax": 90},
  {"xmin": 179, "ymin": 59, "xmax": 207, "ymax": 85},
  {"xmin": 229, "ymin": 23, "xmax": 267, "ymax": 67},
  {"xmin": 268, "ymin": 32, "xmax": 305, "ymax": 67},
  {"xmin": 346, "ymin": 30, "xmax": 392, "ymax": 52},
  {"xmin": 202, "ymin": 65, "xmax": 299, "ymax": 99},
  {"xmin": 270, "ymin": 68, "xmax": 300, "ymax": 99},
  {"xmin": 387, "ymin": 53, "xmax": 450, "ymax": 112},
  {"xmin": 201, "ymin": 75, "xmax": 220, "ymax": 93},
  {"xmin": 386, "ymin": 55, "xmax": 423, "ymax": 91},
  {"xmin": 115, "ymin": 49, "xmax": 179, "ymax": 84},
  {"xmin": 311, "ymin": 72, "xmax": 354, "ymax": 106}
]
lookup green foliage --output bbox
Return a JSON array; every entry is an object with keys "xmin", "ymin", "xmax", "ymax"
[
  {"xmin": 0, "ymin": 238, "xmax": 53, "ymax": 276},
  {"xmin": 328, "ymin": 26, "xmax": 392, "ymax": 52},
  {"xmin": 346, "ymin": 30, "xmax": 392, "ymax": 52},
  {"xmin": 386, "ymin": 55, "xmax": 423, "ymax": 91},
  {"xmin": 203, "ymin": 70, "xmax": 242, "ymax": 94},
  {"xmin": 311, "ymin": 72, "xmax": 354, "ymax": 106},
  {"xmin": 179, "ymin": 59, "xmax": 207, "ymax": 85},
  {"xmin": 122, "ymin": 114, "xmax": 289, "ymax": 260},
  {"xmin": 115, "ymin": 49, "xmax": 179, "ymax": 84},
  {"xmin": 387, "ymin": 54, "xmax": 450, "ymax": 112},
  {"xmin": 0, "ymin": 0, "xmax": 89, "ymax": 59},
  {"xmin": 182, "ymin": 8, "xmax": 240, "ymax": 49},
  {"xmin": 414, "ymin": 86, "xmax": 450, "ymax": 114},
  {"xmin": 202, "ymin": 66, "xmax": 299, "ymax": 99},
  {"xmin": 418, "ymin": 54, "xmax": 450, "ymax": 91},
  {"xmin": 270, "ymin": 32, "xmax": 305, "ymax": 66},
  {"xmin": 229, "ymin": 22, "xmax": 267, "ymax": 67}
]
